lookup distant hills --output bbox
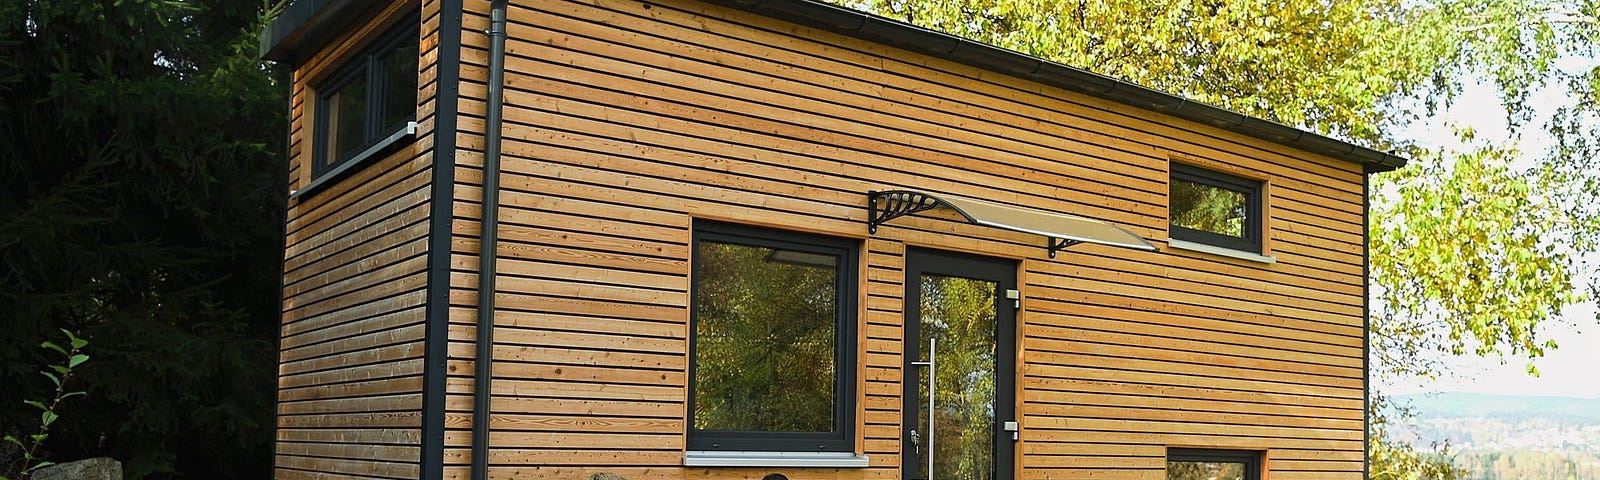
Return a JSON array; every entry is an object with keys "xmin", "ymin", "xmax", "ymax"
[
  {"xmin": 1391, "ymin": 392, "xmax": 1600, "ymax": 480},
  {"xmin": 1396, "ymin": 392, "xmax": 1600, "ymax": 421}
]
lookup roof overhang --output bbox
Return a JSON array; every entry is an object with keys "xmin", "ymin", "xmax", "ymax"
[
  {"xmin": 260, "ymin": 0, "xmax": 388, "ymax": 63},
  {"xmin": 868, "ymin": 190, "xmax": 1157, "ymax": 257},
  {"xmin": 700, "ymin": 0, "xmax": 1409, "ymax": 173}
]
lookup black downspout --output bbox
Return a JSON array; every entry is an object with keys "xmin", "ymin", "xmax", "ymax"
[{"xmin": 471, "ymin": 2, "xmax": 509, "ymax": 480}]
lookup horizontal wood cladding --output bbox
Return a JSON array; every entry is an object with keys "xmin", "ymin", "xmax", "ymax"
[
  {"xmin": 444, "ymin": 0, "xmax": 1368, "ymax": 478},
  {"xmin": 276, "ymin": 0, "xmax": 435, "ymax": 478}
]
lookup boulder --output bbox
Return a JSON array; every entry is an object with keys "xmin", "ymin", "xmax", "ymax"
[{"xmin": 31, "ymin": 457, "xmax": 121, "ymax": 480}]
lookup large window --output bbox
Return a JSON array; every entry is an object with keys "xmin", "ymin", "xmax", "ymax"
[
  {"xmin": 1169, "ymin": 163, "xmax": 1264, "ymax": 253},
  {"xmin": 1167, "ymin": 448, "xmax": 1262, "ymax": 480},
  {"xmin": 688, "ymin": 222, "xmax": 858, "ymax": 452},
  {"xmin": 312, "ymin": 17, "xmax": 419, "ymax": 179}
]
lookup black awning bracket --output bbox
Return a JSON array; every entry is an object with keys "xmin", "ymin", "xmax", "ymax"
[
  {"xmin": 1047, "ymin": 238, "xmax": 1084, "ymax": 258},
  {"xmin": 866, "ymin": 189, "xmax": 1158, "ymax": 255},
  {"xmin": 868, "ymin": 190, "xmax": 952, "ymax": 234}
]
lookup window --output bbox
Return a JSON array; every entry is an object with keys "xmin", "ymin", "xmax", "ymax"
[
  {"xmin": 1169, "ymin": 163, "xmax": 1263, "ymax": 253},
  {"xmin": 688, "ymin": 222, "xmax": 858, "ymax": 452},
  {"xmin": 312, "ymin": 17, "xmax": 419, "ymax": 179},
  {"xmin": 1167, "ymin": 448, "xmax": 1262, "ymax": 480}
]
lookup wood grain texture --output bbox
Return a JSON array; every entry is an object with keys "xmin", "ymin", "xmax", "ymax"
[
  {"xmin": 428, "ymin": 0, "xmax": 1374, "ymax": 478},
  {"xmin": 277, "ymin": 0, "xmax": 1374, "ymax": 477},
  {"xmin": 275, "ymin": 0, "xmax": 435, "ymax": 478}
]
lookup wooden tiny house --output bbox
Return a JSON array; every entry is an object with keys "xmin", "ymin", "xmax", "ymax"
[{"xmin": 262, "ymin": 0, "xmax": 1402, "ymax": 479}]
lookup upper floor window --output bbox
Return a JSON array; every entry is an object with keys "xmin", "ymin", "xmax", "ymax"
[
  {"xmin": 688, "ymin": 221, "xmax": 858, "ymax": 453},
  {"xmin": 312, "ymin": 18, "xmax": 419, "ymax": 178},
  {"xmin": 1169, "ymin": 163, "xmax": 1263, "ymax": 253},
  {"xmin": 1166, "ymin": 448, "xmax": 1262, "ymax": 480}
]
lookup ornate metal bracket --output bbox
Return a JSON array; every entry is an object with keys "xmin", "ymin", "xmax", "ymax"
[
  {"xmin": 867, "ymin": 190, "xmax": 944, "ymax": 234},
  {"xmin": 1047, "ymin": 238, "xmax": 1084, "ymax": 258}
]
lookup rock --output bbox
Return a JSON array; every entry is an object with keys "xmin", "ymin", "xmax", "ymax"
[{"xmin": 31, "ymin": 457, "xmax": 121, "ymax": 480}]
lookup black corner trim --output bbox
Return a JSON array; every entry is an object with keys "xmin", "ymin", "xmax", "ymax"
[
  {"xmin": 1362, "ymin": 174, "xmax": 1372, "ymax": 480},
  {"xmin": 422, "ymin": 2, "xmax": 464, "ymax": 480}
]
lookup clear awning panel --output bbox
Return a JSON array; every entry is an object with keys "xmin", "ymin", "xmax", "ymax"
[{"xmin": 867, "ymin": 190, "xmax": 1157, "ymax": 257}]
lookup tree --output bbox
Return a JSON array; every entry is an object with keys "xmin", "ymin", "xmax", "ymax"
[
  {"xmin": 0, "ymin": 1, "xmax": 286, "ymax": 478},
  {"xmin": 834, "ymin": 0, "xmax": 1600, "ymax": 477}
]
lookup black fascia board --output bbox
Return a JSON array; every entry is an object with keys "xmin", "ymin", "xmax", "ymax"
[
  {"xmin": 704, "ymin": 0, "xmax": 1409, "ymax": 173},
  {"xmin": 259, "ymin": 0, "xmax": 382, "ymax": 63}
]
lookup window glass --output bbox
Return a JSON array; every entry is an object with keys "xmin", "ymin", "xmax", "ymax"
[
  {"xmin": 693, "ymin": 240, "xmax": 838, "ymax": 433},
  {"xmin": 1170, "ymin": 177, "xmax": 1247, "ymax": 237},
  {"xmin": 324, "ymin": 76, "xmax": 368, "ymax": 166},
  {"xmin": 379, "ymin": 42, "xmax": 419, "ymax": 133},
  {"xmin": 1167, "ymin": 460, "xmax": 1246, "ymax": 480}
]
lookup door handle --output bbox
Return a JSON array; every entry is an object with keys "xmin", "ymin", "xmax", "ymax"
[{"xmin": 910, "ymin": 338, "xmax": 936, "ymax": 478}]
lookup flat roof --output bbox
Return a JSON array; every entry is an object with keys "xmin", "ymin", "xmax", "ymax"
[{"xmin": 259, "ymin": 0, "xmax": 1408, "ymax": 172}]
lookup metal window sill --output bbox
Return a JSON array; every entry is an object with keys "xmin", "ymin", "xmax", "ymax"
[
  {"xmin": 289, "ymin": 121, "xmax": 418, "ymax": 200},
  {"xmin": 1167, "ymin": 239, "xmax": 1277, "ymax": 264},
  {"xmin": 682, "ymin": 451, "xmax": 870, "ymax": 468}
]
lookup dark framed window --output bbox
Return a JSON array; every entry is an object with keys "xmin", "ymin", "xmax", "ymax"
[
  {"xmin": 311, "ymin": 16, "xmax": 419, "ymax": 179},
  {"xmin": 1169, "ymin": 163, "xmax": 1264, "ymax": 253},
  {"xmin": 1167, "ymin": 448, "xmax": 1262, "ymax": 480},
  {"xmin": 688, "ymin": 221, "xmax": 858, "ymax": 452}
]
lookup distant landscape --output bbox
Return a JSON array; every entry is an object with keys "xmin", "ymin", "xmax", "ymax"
[{"xmin": 1392, "ymin": 393, "xmax": 1600, "ymax": 479}]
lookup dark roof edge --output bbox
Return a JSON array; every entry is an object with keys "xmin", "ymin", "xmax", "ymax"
[
  {"xmin": 259, "ymin": 0, "xmax": 377, "ymax": 63},
  {"xmin": 706, "ymin": 0, "xmax": 1408, "ymax": 173}
]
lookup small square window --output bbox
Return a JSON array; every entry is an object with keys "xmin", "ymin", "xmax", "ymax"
[
  {"xmin": 311, "ymin": 17, "xmax": 419, "ymax": 179},
  {"xmin": 1167, "ymin": 448, "xmax": 1262, "ymax": 480},
  {"xmin": 688, "ymin": 222, "xmax": 858, "ymax": 452},
  {"xmin": 1169, "ymin": 163, "xmax": 1264, "ymax": 253}
]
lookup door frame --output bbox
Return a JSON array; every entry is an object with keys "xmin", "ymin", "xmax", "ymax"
[{"xmin": 901, "ymin": 248, "xmax": 1019, "ymax": 480}]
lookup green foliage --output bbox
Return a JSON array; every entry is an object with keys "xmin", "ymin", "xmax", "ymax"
[
  {"xmin": 0, "ymin": 0, "xmax": 286, "ymax": 478},
  {"xmin": 1, "ymin": 330, "xmax": 91, "ymax": 480},
  {"xmin": 1372, "ymin": 139, "xmax": 1585, "ymax": 375},
  {"xmin": 834, "ymin": 0, "xmax": 1600, "ymax": 478}
]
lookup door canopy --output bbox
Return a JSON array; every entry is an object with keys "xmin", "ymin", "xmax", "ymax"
[{"xmin": 867, "ymin": 190, "xmax": 1158, "ymax": 257}]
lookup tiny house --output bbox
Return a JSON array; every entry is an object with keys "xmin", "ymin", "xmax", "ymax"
[{"xmin": 261, "ymin": 0, "xmax": 1403, "ymax": 479}]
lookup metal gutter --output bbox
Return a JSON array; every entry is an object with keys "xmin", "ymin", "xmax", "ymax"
[
  {"xmin": 422, "ymin": 1, "xmax": 465, "ymax": 479},
  {"xmin": 701, "ymin": 0, "xmax": 1409, "ymax": 173},
  {"xmin": 470, "ymin": 2, "xmax": 509, "ymax": 479}
]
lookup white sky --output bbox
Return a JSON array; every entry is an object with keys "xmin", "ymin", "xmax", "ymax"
[{"xmin": 1382, "ymin": 78, "xmax": 1600, "ymax": 400}]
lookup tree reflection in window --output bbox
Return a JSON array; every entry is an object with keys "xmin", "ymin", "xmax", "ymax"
[
  {"xmin": 1167, "ymin": 460, "xmax": 1246, "ymax": 480},
  {"xmin": 1170, "ymin": 178, "xmax": 1247, "ymax": 237},
  {"xmin": 693, "ymin": 240, "xmax": 838, "ymax": 433},
  {"xmin": 918, "ymin": 274, "xmax": 997, "ymax": 480}
]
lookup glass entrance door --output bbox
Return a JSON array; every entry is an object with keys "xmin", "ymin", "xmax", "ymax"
[{"xmin": 903, "ymin": 249, "xmax": 1017, "ymax": 480}]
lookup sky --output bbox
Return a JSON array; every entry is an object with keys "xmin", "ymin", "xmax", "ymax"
[{"xmin": 1381, "ymin": 78, "xmax": 1600, "ymax": 400}]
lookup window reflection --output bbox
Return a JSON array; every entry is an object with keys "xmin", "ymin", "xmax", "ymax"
[
  {"xmin": 1170, "ymin": 178, "xmax": 1247, "ymax": 238},
  {"xmin": 693, "ymin": 241, "xmax": 838, "ymax": 433},
  {"xmin": 1167, "ymin": 460, "xmax": 1247, "ymax": 480}
]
